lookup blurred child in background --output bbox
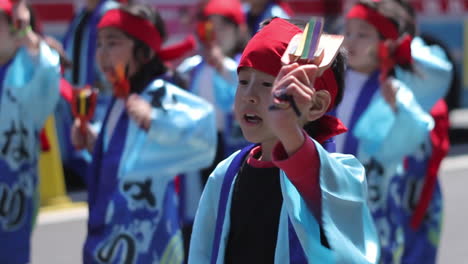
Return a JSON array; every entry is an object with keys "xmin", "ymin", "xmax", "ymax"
[
  {"xmin": 339, "ymin": 0, "xmax": 435, "ymax": 262},
  {"xmin": 71, "ymin": 3, "xmax": 216, "ymax": 263},
  {"xmin": 0, "ymin": 0, "xmax": 60, "ymax": 263}
]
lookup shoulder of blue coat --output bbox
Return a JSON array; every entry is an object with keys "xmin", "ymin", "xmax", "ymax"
[
  {"xmin": 144, "ymin": 78, "xmax": 214, "ymax": 109},
  {"xmin": 177, "ymin": 55, "xmax": 203, "ymax": 74},
  {"xmin": 312, "ymin": 138, "xmax": 367, "ymax": 199},
  {"xmin": 209, "ymin": 150, "xmax": 242, "ymax": 182}
]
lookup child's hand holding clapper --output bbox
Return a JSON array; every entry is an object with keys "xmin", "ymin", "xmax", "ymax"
[{"xmin": 269, "ymin": 17, "xmax": 344, "ymax": 117}]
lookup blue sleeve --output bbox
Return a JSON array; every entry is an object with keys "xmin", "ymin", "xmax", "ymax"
[
  {"xmin": 280, "ymin": 138, "xmax": 380, "ymax": 264},
  {"xmin": 353, "ymin": 80, "xmax": 434, "ymax": 164},
  {"xmin": 10, "ymin": 42, "xmax": 61, "ymax": 129},
  {"xmin": 144, "ymin": 81, "xmax": 217, "ymax": 172},
  {"xmin": 395, "ymin": 37, "xmax": 453, "ymax": 112}
]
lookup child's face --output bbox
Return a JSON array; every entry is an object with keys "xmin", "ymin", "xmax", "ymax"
[
  {"xmin": 209, "ymin": 15, "xmax": 237, "ymax": 55},
  {"xmin": 344, "ymin": 18, "xmax": 380, "ymax": 73},
  {"xmin": 234, "ymin": 67, "xmax": 278, "ymax": 144},
  {"xmin": 96, "ymin": 27, "xmax": 137, "ymax": 82}
]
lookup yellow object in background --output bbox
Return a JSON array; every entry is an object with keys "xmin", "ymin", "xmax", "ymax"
[{"xmin": 38, "ymin": 116, "xmax": 72, "ymax": 208}]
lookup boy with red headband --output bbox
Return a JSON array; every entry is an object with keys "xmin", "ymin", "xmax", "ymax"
[
  {"xmin": 73, "ymin": 4, "xmax": 217, "ymax": 263},
  {"xmin": 189, "ymin": 17, "xmax": 379, "ymax": 264},
  {"xmin": 0, "ymin": 0, "xmax": 60, "ymax": 263},
  {"xmin": 338, "ymin": 0, "xmax": 435, "ymax": 262}
]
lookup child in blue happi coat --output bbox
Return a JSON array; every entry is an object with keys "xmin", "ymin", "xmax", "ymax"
[
  {"xmin": 189, "ymin": 17, "xmax": 380, "ymax": 264},
  {"xmin": 0, "ymin": 0, "xmax": 60, "ymax": 263},
  {"xmin": 340, "ymin": 0, "xmax": 436, "ymax": 262},
  {"xmin": 384, "ymin": 1, "xmax": 454, "ymax": 262},
  {"xmin": 70, "ymin": 3, "xmax": 217, "ymax": 263}
]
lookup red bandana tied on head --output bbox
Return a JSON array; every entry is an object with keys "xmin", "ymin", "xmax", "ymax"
[
  {"xmin": 238, "ymin": 18, "xmax": 347, "ymax": 143},
  {"xmin": 98, "ymin": 9, "xmax": 195, "ymax": 62},
  {"xmin": 0, "ymin": 0, "xmax": 12, "ymax": 17},
  {"xmin": 346, "ymin": 3, "xmax": 398, "ymax": 40},
  {"xmin": 203, "ymin": 0, "xmax": 245, "ymax": 26}
]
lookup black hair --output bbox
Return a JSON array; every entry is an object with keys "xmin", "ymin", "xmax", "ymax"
[
  {"xmin": 393, "ymin": 0, "xmax": 417, "ymax": 36},
  {"xmin": 117, "ymin": 4, "xmax": 187, "ymax": 93},
  {"xmin": 259, "ymin": 17, "xmax": 347, "ymax": 139}
]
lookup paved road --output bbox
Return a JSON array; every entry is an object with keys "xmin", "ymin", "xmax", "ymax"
[{"xmin": 31, "ymin": 145, "xmax": 468, "ymax": 264}]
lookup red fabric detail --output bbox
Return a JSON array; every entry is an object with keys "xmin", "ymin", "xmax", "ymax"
[
  {"xmin": 98, "ymin": 9, "xmax": 163, "ymax": 55},
  {"xmin": 410, "ymin": 100, "xmax": 450, "ymax": 230},
  {"xmin": 40, "ymin": 129, "xmax": 51, "ymax": 152},
  {"xmin": 59, "ymin": 78, "xmax": 73, "ymax": 103},
  {"xmin": 203, "ymin": 0, "xmax": 245, "ymax": 25},
  {"xmin": 238, "ymin": 18, "xmax": 301, "ymax": 78},
  {"xmin": 174, "ymin": 175, "xmax": 181, "ymax": 194},
  {"xmin": 314, "ymin": 114, "xmax": 348, "ymax": 144},
  {"xmin": 30, "ymin": 3, "xmax": 74, "ymax": 22},
  {"xmin": 196, "ymin": 20, "xmax": 216, "ymax": 45},
  {"xmin": 160, "ymin": 35, "xmax": 197, "ymax": 62},
  {"xmin": 247, "ymin": 146, "xmax": 276, "ymax": 168},
  {"xmin": 0, "ymin": 0, "xmax": 12, "ymax": 17},
  {"xmin": 346, "ymin": 3, "xmax": 399, "ymax": 40},
  {"xmin": 272, "ymin": 132, "xmax": 322, "ymax": 221},
  {"xmin": 378, "ymin": 34, "xmax": 413, "ymax": 81}
]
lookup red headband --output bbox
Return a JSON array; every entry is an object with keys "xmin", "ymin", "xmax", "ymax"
[
  {"xmin": 0, "ymin": 0, "xmax": 12, "ymax": 17},
  {"xmin": 98, "ymin": 9, "xmax": 195, "ymax": 61},
  {"xmin": 346, "ymin": 3, "xmax": 399, "ymax": 40},
  {"xmin": 238, "ymin": 18, "xmax": 339, "ymax": 111},
  {"xmin": 98, "ymin": 9, "xmax": 163, "ymax": 54},
  {"xmin": 203, "ymin": 0, "xmax": 245, "ymax": 25}
]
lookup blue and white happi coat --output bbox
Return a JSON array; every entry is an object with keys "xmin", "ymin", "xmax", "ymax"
[
  {"xmin": 189, "ymin": 139, "xmax": 380, "ymax": 264},
  {"xmin": 0, "ymin": 42, "xmax": 60, "ymax": 264},
  {"xmin": 83, "ymin": 78, "xmax": 217, "ymax": 264},
  {"xmin": 336, "ymin": 69, "xmax": 434, "ymax": 263},
  {"xmin": 393, "ymin": 36, "xmax": 453, "ymax": 263}
]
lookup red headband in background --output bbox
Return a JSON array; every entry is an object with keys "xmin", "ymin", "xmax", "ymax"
[
  {"xmin": 98, "ymin": 9, "xmax": 196, "ymax": 62},
  {"xmin": 346, "ymin": 3, "xmax": 399, "ymax": 40},
  {"xmin": 203, "ymin": 0, "xmax": 245, "ymax": 26},
  {"xmin": 0, "ymin": 0, "xmax": 13, "ymax": 17},
  {"xmin": 98, "ymin": 9, "xmax": 163, "ymax": 54}
]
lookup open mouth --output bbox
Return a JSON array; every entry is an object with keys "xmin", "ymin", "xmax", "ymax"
[{"xmin": 244, "ymin": 113, "xmax": 262, "ymax": 124}]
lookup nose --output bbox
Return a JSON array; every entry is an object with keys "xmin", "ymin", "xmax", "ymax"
[{"xmin": 243, "ymin": 82, "xmax": 259, "ymax": 104}]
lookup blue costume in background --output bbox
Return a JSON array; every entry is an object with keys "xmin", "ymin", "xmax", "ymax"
[
  {"xmin": 243, "ymin": 1, "xmax": 290, "ymax": 35},
  {"xmin": 177, "ymin": 54, "xmax": 249, "ymax": 225},
  {"xmin": 0, "ymin": 42, "xmax": 60, "ymax": 264},
  {"xmin": 394, "ymin": 36, "xmax": 453, "ymax": 263},
  {"xmin": 58, "ymin": 0, "xmax": 118, "ymax": 182},
  {"xmin": 189, "ymin": 138, "xmax": 380, "ymax": 264},
  {"xmin": 335, "ymin": 69, "xmax": 434, "ymax": 263},
  {"xmin": 83, "ymin": 78, "xmax": 217, "ymax": 264},
  {"xmin": 178, "ymin": 54, "xmax": 248, "ymax": 157}
]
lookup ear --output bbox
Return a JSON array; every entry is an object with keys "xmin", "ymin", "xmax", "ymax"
[{"xmin": 305, "ymin": 90, "xmax": 331, "ymax": 122}]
